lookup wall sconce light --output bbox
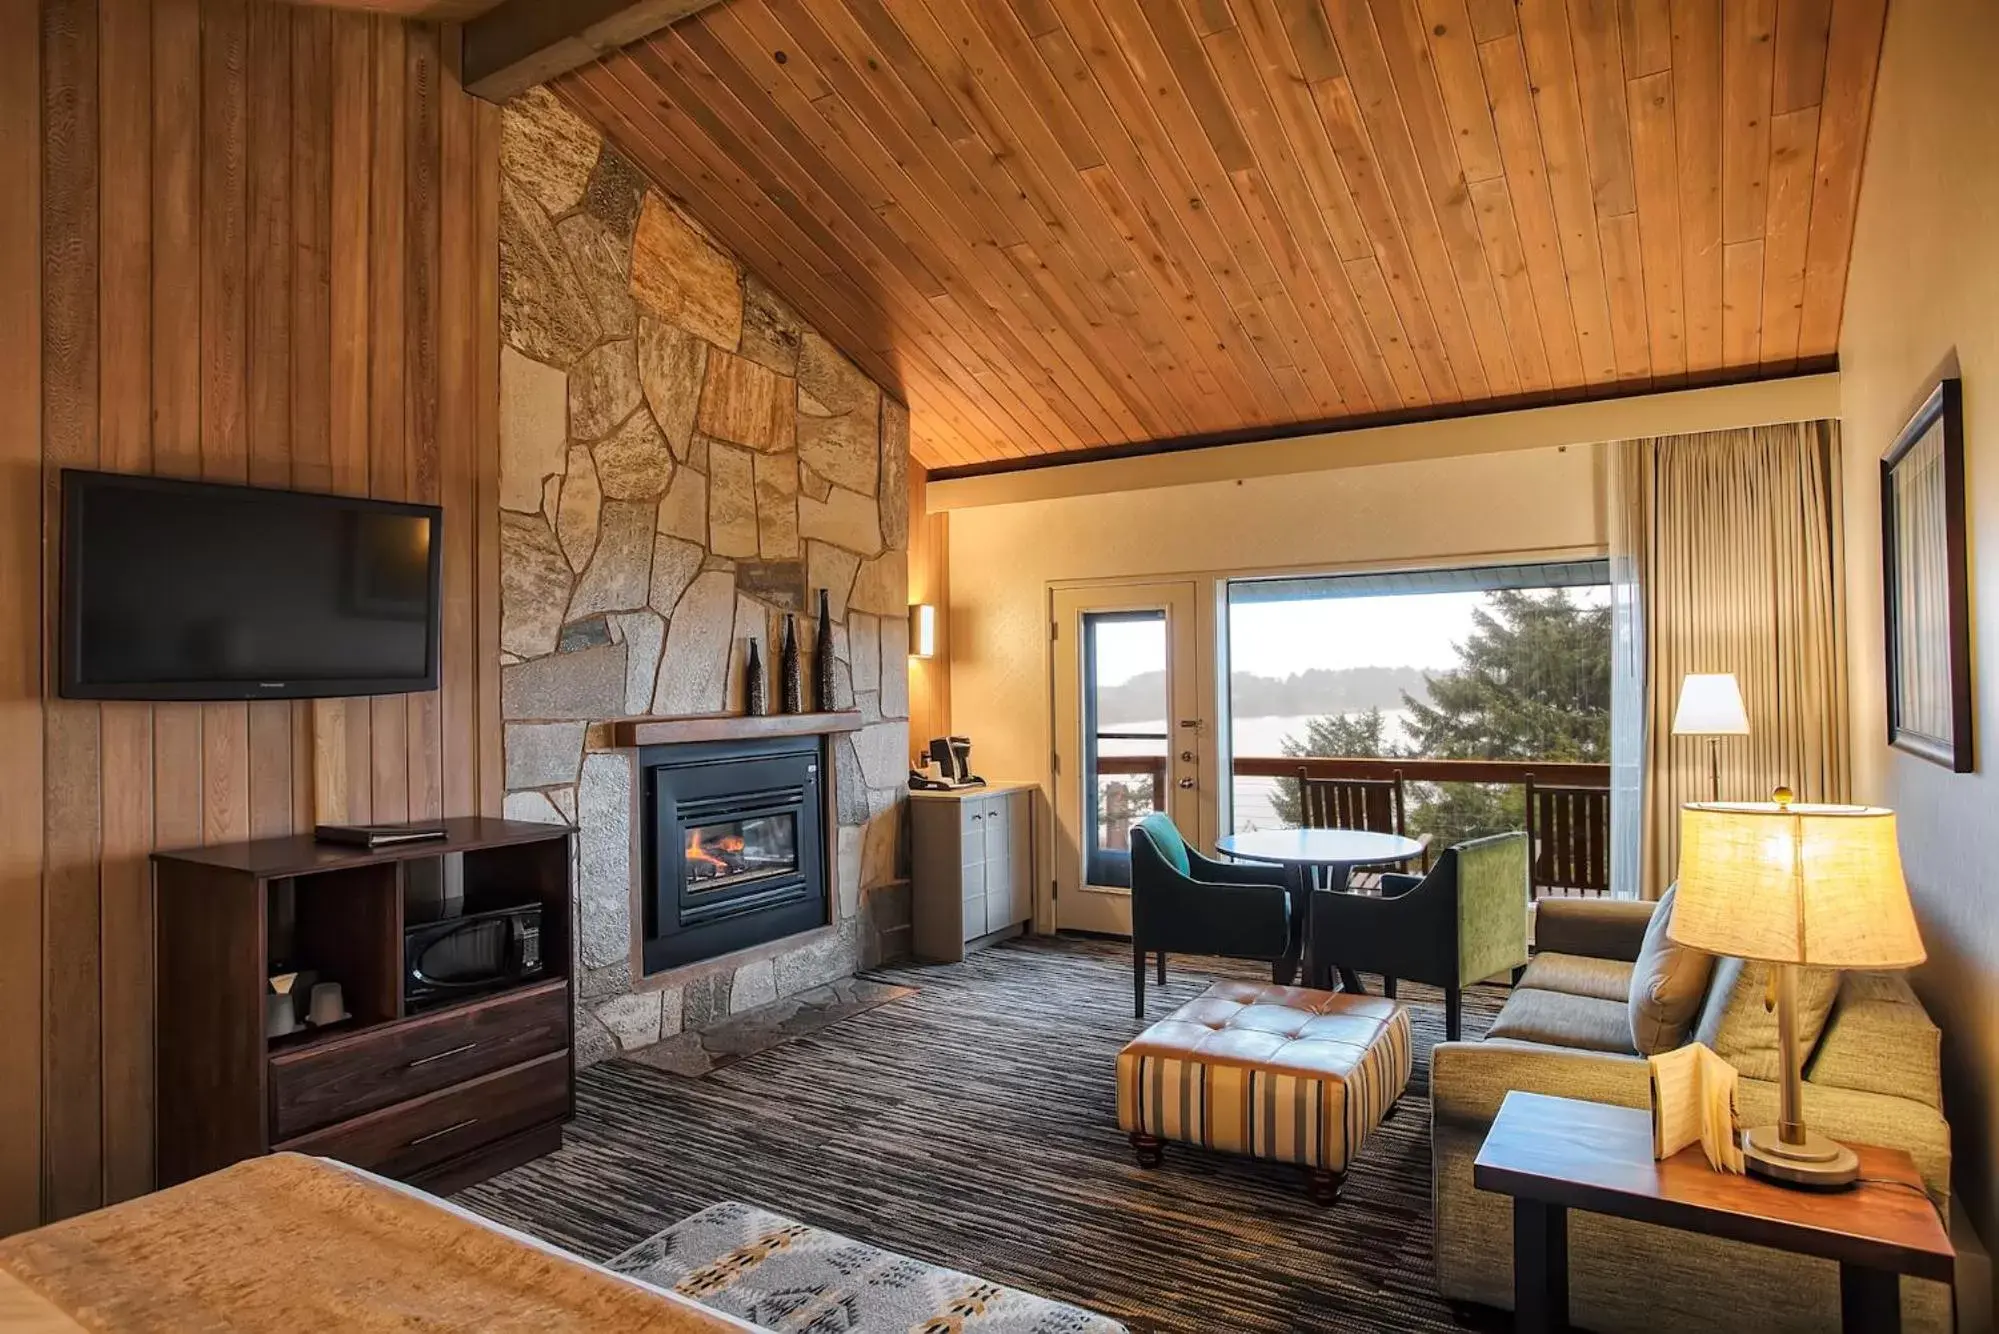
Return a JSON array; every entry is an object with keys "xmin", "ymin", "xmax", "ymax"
[{"xmin": 908, "ymin": 604, "xmax": 937, "ymax": 659}]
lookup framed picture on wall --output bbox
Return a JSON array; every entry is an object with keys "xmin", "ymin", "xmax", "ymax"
[{"xmin": 1881, "ymin": 377, "xmax": 1972, "ymax": 771}]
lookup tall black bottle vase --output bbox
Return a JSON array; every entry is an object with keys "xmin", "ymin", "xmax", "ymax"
[
  {"xmin": 813, "ymin": 588, "xmax": 837, "ymax": 712},
  {"xmin": 744, "ymin": 637, "xmax": 768, "ymax": 716},
  {"xmin": 780, "ymin": 614, "xmax": 804, "ymax": 714}
]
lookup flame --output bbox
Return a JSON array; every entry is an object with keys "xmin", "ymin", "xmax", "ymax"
[{"xmin": 685, "ymin": 828, "xmax": 746, "ymax": 870}]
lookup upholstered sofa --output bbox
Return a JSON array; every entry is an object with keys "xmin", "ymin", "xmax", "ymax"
[{"xmin": 1431, "ymin": 896, "xmax": 1953, "ymax": 1333}]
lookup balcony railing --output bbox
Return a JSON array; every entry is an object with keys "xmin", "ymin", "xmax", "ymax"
[{"xmin": 1094, "ymin": 754, "xmax": 1614, "ymax": 897}]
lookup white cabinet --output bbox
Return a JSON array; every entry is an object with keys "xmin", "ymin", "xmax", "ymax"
[{"xmin": 910, "ymin": 784, "xmax": 1036, "ymax": 963}]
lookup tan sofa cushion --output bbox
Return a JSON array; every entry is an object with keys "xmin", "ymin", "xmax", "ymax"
[
  {"xmin": 1806, "ymin": 971, "xmax": 1943, "ymax": 1109},
  {"xmin": 1693, "ymin": 957, "xmax": 1841, "ymax": 1082},
  {"xmin": 1627, "ymin": 885, "xmax": 1715, "ymax": 1055},
  {"xmin": 1515, "ymin": 952, "xmax": 1633, "ymax": 1002},
  {"xmin": 1488, "ymin": 987, "xmax": 1639, "ymax": 1055}
]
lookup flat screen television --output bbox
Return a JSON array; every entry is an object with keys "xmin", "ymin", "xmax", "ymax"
[{"xmin": 60, "ymin": 470, "xmax": 443, "ymax": 701}]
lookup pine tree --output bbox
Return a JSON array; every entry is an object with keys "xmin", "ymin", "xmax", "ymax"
[
  {"xmin": 1400, "ymin": 589, "xmax": 1610, "ymax": 764},
  {"xmin": 1267, "ymin": 590, "xmax": 1610, "ymax": 849},
  {"xmin": 1398, "ymin": 589, "xmax": 1610, "ymax": 848},
  {"xmin": 1269, "ymin": 707, "xmax": 1390, "ymax": 826}
]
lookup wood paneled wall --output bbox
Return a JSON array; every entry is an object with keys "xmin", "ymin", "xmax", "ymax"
[
  {"xmin": 0, "ymin": 0, "xmax": 502, "ymax": 1233},
  {"xmin": 906, "ymin": 466, "xmax": 950, "ymax": 749}
]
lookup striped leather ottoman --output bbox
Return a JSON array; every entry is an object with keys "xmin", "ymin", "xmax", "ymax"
[{"xmin": 1116, "ymin": 980, "xmax": 1412, "ymax": 1202}]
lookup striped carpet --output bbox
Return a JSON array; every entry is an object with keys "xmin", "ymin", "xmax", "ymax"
[{"xmin": 456, "ymin": 937, "xmax": 1505, "ymax": 1333}]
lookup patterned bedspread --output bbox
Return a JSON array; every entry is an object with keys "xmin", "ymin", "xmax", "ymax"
[{"xmin": 611, "ymin": 1200, "xmax": 1128, "ymax": 1334}]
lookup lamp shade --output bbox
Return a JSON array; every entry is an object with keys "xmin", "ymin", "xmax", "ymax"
[
  {"xmin": 1671, "ymin": 673, "xmax": 1750, "ymax": 736},
  {"xmin": 1670, "ymin": 802, "xmax": 1925, "ymax": 969}
]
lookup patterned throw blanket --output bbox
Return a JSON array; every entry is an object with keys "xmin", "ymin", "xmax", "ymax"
[
  {"xmin": 611, "ymin": 1201, "xmax": 1128, "ymax": 1333},
  {"xmin": 0, "ymin": 1154, "xmax": 748, "ymax": 1332}
]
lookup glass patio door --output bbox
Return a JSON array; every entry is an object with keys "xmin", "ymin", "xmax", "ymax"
[{"xmin": 1051, "ymin": 582, "xmax": 1200, "ymax": 936}]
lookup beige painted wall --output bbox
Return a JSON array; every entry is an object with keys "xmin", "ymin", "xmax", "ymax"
[
  {"xmin": 947, "ymin": 443, "xmax": 1604, "ymax": 834},
  {"xmin": 1838, "ymin": 0, "xmax": 1999, "ymax": 1278}
]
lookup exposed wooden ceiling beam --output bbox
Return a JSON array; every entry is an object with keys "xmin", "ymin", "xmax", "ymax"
[{"xmin": 460, "ymin": 0, "xmax": 723, "ymax": 103}]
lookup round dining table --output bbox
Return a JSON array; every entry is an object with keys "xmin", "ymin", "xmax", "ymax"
[{"xmin": 1215, "ymin": 828, "xmax": 1427, "ymax": 994}]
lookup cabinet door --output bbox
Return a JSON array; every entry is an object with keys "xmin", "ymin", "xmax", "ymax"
[
  {"xmin": 960, "ymin": 801, "xmax": 988, "ymax": 941},
  {"xmin": 979, "ymin": 795, "xmax": 1008, "ymax": 935},
  {"xmin": 1007, "ymin": 791, "xmax": 1033, "ymax": 927}
]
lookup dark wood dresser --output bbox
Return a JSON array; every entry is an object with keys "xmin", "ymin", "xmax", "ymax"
[{"xmin": 152, "ymin": 818, "xmax": 576, "ymax": 1193}]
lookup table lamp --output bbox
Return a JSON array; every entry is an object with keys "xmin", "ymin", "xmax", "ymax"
[
  {"xmin": 1672, "ymin": 673, "xmax": 1750, "ymax": 801},
  {"xmin": 1670, "ymin": 794, "xmax": 1925, "ymax": 1187}
]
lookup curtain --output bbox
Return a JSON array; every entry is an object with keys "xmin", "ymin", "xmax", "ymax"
[
  {"xmin": 1628, "ymin": 421, "xmax": 1850, "ymax": 899},
  {"xmin": 1606, "ymin": 441, "xmax": 1647, "ymax": 899}
]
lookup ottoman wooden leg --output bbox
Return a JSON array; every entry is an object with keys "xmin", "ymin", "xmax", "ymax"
[
  {"xmin": 1307, "ymin": 1168, "xmax": 1343, "ymax": 1205},
  {"xmin": 1130, "ymin": 1133, "xmax": 1164, "ymax": 1168}
]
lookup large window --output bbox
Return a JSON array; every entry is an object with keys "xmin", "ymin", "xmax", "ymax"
[{"xmin": 1225, "ymin": 561, "xmax": 1611, "ymax": 848}]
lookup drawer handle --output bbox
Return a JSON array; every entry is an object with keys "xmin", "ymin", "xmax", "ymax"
[
  {"xmin": 406, "ymin": 1042, "xmax": 480, "ymax": 1070},
  {"xmin": 407, "ymin": 1117, "xmax": 479, "ymax": 1148}
]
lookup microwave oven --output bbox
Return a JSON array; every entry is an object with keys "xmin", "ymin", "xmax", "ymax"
[{"xmin": 404, "ymin": 902, "xmax": 545, "ymax": 1010}]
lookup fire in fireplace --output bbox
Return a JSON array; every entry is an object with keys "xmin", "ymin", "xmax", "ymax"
[
  {"xmin": 639, "ymin": 736, "xmax": 828, "ymax": 975},
  {"xmin": 683, "ymin": 815, "xmax": 797, "ymax": 891}
]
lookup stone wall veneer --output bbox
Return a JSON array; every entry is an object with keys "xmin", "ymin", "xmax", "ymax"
[{"xmin": 498, "ymin": 90, "xmax": 912, "ymax": 1068}]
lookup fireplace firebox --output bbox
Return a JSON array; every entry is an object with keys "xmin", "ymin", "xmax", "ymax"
[{"xmin": 639, "ymin": 736, "xmax": 829, "ymax": 975}]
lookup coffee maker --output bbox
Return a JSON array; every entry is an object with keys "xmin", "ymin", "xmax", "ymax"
[{"xmin": 912, "ymin": 735, "xmax": 982, "ymax": 790}]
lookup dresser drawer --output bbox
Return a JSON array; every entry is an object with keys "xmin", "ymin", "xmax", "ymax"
[
  {"xmin": 269, "ymin": 978, "xmax": 569, "ymax": 1141},
  {"xmin": 273, "ymin": 1049, "xmax": 569, "ymax": 1180}
]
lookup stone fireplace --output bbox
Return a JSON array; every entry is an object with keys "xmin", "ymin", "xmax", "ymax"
[{"xmin": 494, "ymin": 89, "xmax": 913, "ymax": 1067}]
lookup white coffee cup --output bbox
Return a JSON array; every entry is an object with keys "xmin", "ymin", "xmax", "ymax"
[
  {"xmin": 308, "ymin": 982, "xmax": 345, "ymax": 1026},
  {"xmin": 265, "ymin": 992, "xmax": 297, "ymax": 1038}
]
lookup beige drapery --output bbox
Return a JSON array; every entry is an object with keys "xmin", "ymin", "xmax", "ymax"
[{"xmin": 1615, "ymin": 421, "xmax": 1850, "ymax": 898}]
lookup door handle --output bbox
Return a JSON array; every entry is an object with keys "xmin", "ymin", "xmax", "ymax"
[{"xmin": 1177, "ymin": 777, "xmax": 1196, "ymax": 790}]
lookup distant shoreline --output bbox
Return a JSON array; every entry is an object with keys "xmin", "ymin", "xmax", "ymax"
[{"xmin": 1095, "ymin": 666, "xmax": 1433, "ymax": 727}]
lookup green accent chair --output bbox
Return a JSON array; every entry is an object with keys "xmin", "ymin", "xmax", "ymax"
[
  {"xmin": 1128, "ymin": 813, "xmax": 1294, "ymax": 1018},
  {"xmin": 1308, "ymin": 832, "xmax": 1529, "ymax": 1040}
]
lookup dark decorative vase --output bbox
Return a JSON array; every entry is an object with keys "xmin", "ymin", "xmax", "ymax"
[
  {"xmin": 744, "ymin": 637, "xmax": 767, "ymax": 716},
  {"xmin": 813, "ymin": 588, "xmax": 837, "ymax": 712},
  {"xmin": 780, "ymin": 614, "xmax": 804, "ymax": 714}
]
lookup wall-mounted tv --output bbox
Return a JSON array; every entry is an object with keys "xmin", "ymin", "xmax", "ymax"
[{"xmin": 60, "ymin": 470, "xmax": 443, "ymax": 701}]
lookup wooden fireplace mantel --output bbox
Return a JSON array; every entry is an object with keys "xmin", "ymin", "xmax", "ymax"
[{"xmin": 599, "ymin": 710, "xmax": 865, "ymax": 749}]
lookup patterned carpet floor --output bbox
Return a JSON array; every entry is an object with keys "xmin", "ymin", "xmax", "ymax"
[{"xmin": 456, "ymin": 936, "xmax": 1506, "ymax": 1333}]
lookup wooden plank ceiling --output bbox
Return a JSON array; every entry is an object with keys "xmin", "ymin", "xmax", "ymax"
[
  {"xmin": 277, "ymin": 0, "xmax": 505, "ymax": 17},
  {"xmin": 557, "ymin": 0, "xmax": 1888, "ymax": 471}
]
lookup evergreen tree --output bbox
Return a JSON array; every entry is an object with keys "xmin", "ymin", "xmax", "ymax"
[
  {"xmin": 1268, "ymin": 590, "xmax": 1610, "ymax": 849},
  {"xmin": 1400, "ymin": 589, "xmax": 1610, "ymax": 763},
  {"xmin": 1399, "ymin": 589, "xmax": 1610, "ymax": 848},
  {"xmin": 1269, "ymin": 707, "xmax": 1389, "ymax": 827}
]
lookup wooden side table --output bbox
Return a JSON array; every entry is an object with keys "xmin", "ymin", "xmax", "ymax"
[{"xmin": 1473, "ymin": 1091, "xmax": 1953, "ymax": 1333}]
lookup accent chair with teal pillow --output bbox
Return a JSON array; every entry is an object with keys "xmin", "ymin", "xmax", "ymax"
[{"xmin": 1128, "ymin": 812, "xmax": 1293, "ymax": 1018}]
